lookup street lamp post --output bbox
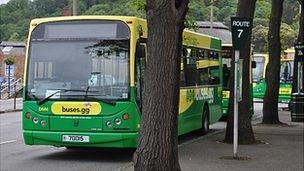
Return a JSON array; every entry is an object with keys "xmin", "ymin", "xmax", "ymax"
[
  {"xmin": 73, "ymin": 0, "xmax": 78, "ymax": 16},
  {"xmin": 4, "ymin": 57, "xmax": 15, "ymax": 98},
  {"xmin": 8, "ymin": 64, "xmax": 11, "ymax": 97},
  {"xmin": 210, "ymin": 0, "xmax": 214, "ymax": 36}
]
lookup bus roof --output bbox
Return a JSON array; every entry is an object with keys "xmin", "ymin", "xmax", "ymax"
[
  {"xmin": 30, "ymin": 15, "xmax": 222, "ymax": 51},
  {"xmin": 30, "ymin": 15, "xmax": 143, "ymax": 25},
  {"xmin": 31, "ymin": 16, "xmax": 220, "ymax": 39}
]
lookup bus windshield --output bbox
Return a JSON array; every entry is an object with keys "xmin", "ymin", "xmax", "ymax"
[
  {"xmin": 280, "ymin": 60, "xmax": 294, "ymax": 83},
  {"xmin": 253, "ymin": 56, "xmax": 265, "ymax": 82},
  {"xmin": 26, "ymin": 21, "xmax": 130, "ymax": 101}
]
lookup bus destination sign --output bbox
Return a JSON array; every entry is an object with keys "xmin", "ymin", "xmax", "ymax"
[{"xmin": 231, "ymin": 17, "xmax": 253, "ymax": 50}]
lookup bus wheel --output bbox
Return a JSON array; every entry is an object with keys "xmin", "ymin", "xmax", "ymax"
[
  {"xmin": 65, "ymin": 146, "xmax": 82, "ymax": 150},
  {"xmin": 201, "ymin": 106, "xmax": 210, "ymax": 135}
]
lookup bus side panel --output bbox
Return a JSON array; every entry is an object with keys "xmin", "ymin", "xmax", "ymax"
[
  {"xmin": 178, "ymin": 89, "xmax": 202, "ymax": 135},
  {"xmin": 209, "ymin": 86, "xmax": 223, "ymax": 124}
]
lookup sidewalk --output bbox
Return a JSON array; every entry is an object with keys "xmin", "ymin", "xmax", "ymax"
[
  {"xmin": 0, "ymin": 98, "xmax": 23, "ymax": 113},
  {"xmin": 179, "ymin": 111, "xmax": 303, "ymax": 171},
  {"xmin": 124, "ymin": 111, "xmax": 303, "ymax": 171}
]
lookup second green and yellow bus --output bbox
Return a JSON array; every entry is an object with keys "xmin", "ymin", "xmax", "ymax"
[
  {"xmin": 253, "ymin": 50, "xmax": 294, "ymax": 103},
  {"xmin": 22, "ymin": 16, "xmax": 223, "ymax": 148},
  {"xmin": 221, "ymin": 44, "xmax": 254, "ymax": 117}
]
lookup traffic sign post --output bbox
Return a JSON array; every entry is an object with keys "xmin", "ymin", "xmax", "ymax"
[
  {"xmin": 230, "ymin": 17, "xmax": 252, "ymax": 158},
  {"xmin": 290, "ymin": 43, "xmax": 304, "ymax": 122},
  {"xmin": 294, "ymin": 43, "xmax": 304, "ymax": 92}
]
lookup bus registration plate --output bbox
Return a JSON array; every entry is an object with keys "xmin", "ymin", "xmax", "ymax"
[{"xmin": 62, "ymin": 135, "xmax": 89, "ymax": 142}]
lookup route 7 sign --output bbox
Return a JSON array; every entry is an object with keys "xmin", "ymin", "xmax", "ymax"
[
  {"xmin": 231, "ymin": 17, "xmax": 253, "ymax": 50},
  {"xmin": 295, "ymin": 43, "xmax": 304, "ymax": 62}
]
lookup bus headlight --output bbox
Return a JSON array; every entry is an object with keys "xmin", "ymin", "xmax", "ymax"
[
  {"xmin": 123, "ymin": 113, "xmax": 129, "ymax": 120},
  {"xmin": 33, "ymin": 117, "xmax": 39, "ymax": 124},
  {"xmin": 106, "ymin": 121, "xmax": 112, "ymax": 127},
  {"xmin": 41, "ymin": 120, "xmax": 47, "ymax": 127},
  {"xmin": 115, "ymin": 118, "xmax": 121, "ymax": 125},
  {"xmin": 25, "ymin": 112, "xmax": 31, "ymax": 119}
]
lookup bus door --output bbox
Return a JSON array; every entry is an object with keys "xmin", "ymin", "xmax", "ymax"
[
  {"xmin": 252, "ymin": 56, "xmax": 266, "ymax": 83},
  {"xmin": 221, "ymin": 47, "xmax": 233, "ymax": 98},
  {"xmin": 280, "ymin": 60, "xmax": 293, "ymax": 83},
  {"xmin": 279, "ymin": 60, "xmax": 293, "ymax": 101},
  {"xmin": 135, "ymin": 43, "xmax": 146, "ymax": 110}
]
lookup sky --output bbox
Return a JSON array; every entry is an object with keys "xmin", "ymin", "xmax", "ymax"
[{"xmin": 0, "ymin": 0, "xmax": 9, "ymax": 5}]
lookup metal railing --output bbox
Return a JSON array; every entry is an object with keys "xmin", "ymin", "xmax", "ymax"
[{"xmin": 0, "ymin": 78, "xmax": 23, "ymax": 99}]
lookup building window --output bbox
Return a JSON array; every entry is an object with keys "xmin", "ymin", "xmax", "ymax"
[{"xmin": 5, "ymin": 64, "xmax": 14, "ymax": 77}]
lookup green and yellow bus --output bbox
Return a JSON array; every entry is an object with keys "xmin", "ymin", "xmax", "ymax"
[
  {"xmin": 23, "ymin": 16, "xmax": 223, "ymax": 148},
  {"xmin": 253, "ymin": 50, "xmax": 294, "ymax": 103},
  {"xmin": 221, "ymin": 44, "xmax": 254, "ymax": 117}
]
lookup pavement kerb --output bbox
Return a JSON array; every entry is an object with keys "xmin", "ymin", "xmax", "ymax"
[
  {"xmin": 117, "ymin": 113, "xmax": 265, "ymax": 171},
  {"xmin": 0, "ymin": 109, "xmax": 22, "ymax": 114}
]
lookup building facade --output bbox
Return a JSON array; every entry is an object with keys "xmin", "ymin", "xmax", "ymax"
[{"xmin": 0, "ymin": 41, "xmax": 26, "ymax": 82}]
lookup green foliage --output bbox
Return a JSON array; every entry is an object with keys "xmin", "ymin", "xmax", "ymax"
[
  {"xmin": 280, "ymin": 23, "xmax": 297, "ymax": 50},
  {"xmin": 83, "ymin": 4, "xmax": 112, "ymax": 15},
  {"xmin": 185, "ymin": 15, "xmax": 198, "ymax": 31},
  {"xmin": 8, "ymin": 32, "xmax": 20, "ymax": 41},
  {"xmin": 0, "ymin": 0, "xmax": 300, "ymax": 52},
  {"xmin": 252, "ymin": 0, "xmax": 300, "ymax": 52},
  {"xmin": 252, "ymin": 24, "xmax": 268, "ymax": 52},
  {"xmin": 252, "ymin": 20, "xmax": 298, "ymax": 52},
  {"xmin": 255, "ymin": 0, "xmax": 271, "ymax": 19},
  {"xmin": 4, "ymin": 57, "xmax": 15, "ymax": 65},
  {"xmin": 188, "ymin": 0, "xmax": 207, "ymax": 21},
  {"xmin": 253, "ymin": 18, "xmax": 268, "ymax": 27}
]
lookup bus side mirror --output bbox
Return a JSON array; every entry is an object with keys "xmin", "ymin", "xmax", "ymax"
[
  {"xmin": 252, "ymin": 61, "xmax": 257, "ymax": 68},
  {"xmin": 136, "ymin": 45, "xmax": 146, "ymax": 59}
]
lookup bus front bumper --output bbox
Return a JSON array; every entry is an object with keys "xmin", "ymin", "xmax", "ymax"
[{"xmin": 23, "ymin": 130, "xmax": 138, "ymax": 148}]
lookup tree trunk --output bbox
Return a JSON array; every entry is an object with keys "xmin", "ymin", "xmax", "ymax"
[
  {"xmin": 133, "ymin": 1, "xmax": 189, "ymax": 171},
  {"xmin": 292, "ymin": 0, "xmax": 304, "ymax": 93},
  {"xmin": 262, "ymin": 0, "xmax": 284, "ymax": 124},
  {"xmin": 225, "ymin": 0, "xmax": 256, "ymax": 144}
]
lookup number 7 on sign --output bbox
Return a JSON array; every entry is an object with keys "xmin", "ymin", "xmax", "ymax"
[{"xmin": 237, "ymin": 29, "xmax": 243, "ymax": 38}]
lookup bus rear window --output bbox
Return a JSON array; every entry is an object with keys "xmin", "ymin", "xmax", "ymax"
[{"xmin": 31, "ymin": 21, "xmax": 130, "ymax": 40}]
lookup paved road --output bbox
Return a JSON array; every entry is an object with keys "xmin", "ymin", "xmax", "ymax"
[
  {"xmin": 0, "ymin": 98, "xmax": 22, "ymax": 112},
  {"xmin": 0, "ymin": 104, "xmax": 264, "ymax": 171},
  {"xmin": 0, "ymin": 111, "xmax": 137, "ymax": 171}
]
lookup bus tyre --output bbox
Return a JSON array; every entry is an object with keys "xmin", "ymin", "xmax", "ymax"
[
  {"xmin": 202, "ymin": 107, "xmax": 210, "ymax": 135},
  {"xmin": 65, "ymin": 146, "xmax": 82, "ymax": 150}
]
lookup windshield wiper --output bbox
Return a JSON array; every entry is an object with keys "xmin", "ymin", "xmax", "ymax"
[
  {"xmin": 37, "ymin": 89, "xmax": 97, "ymax": 105},
  {"xmin": 37, "ymin": 90, "xmax": 62, "ymax": 105},
  {"xmin": 38, "ymin": 88, "xmax": 105, "ymax": 105},
  {"xmin": 85, "ymin": 86, "xmax": 90, "ymax": 98}
]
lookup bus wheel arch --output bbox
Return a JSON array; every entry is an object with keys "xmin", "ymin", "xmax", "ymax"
[{"xmin": 201, "ymin": 102, "xmax": 210, "ymax": 135}]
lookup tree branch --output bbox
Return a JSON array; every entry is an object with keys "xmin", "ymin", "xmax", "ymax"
[{"xmin": 176, "ymin": 0, "xmax": 189, "ymax": 22}]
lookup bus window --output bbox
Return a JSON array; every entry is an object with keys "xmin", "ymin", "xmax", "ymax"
[
  {"xmin": 280, "ymin": 61, "xmax": 294, "ymax": 83},
  {"xmin": 180, "ymin": 48, "xmax": 188, "ymax": 87},
  {"xmin": 198, "ymin": 49, "xmax": 204, "ymax": 59},
  {"xmin": 209, "ymin": 57, "xmax": 220, "ymax": 85},
  {"xmin": 184, "ymin": 48, "xmax": 197, "ymax": 86},
  {"xmin": 135, "ymin": 43, "xmax": 146, "ymax": 109},
  {"xmin": 198, "ymin": 68, "xmax": 209, "ymax": 85},
  {"xmin": 210, "ymin": 51, "xmax": 218, "ymax": 59},
  {"xmin": 221, "ymin": 47, "xmax": 232, "ymax": 89},
  {"xmin": 213, "ymin": 52, "xmax": 219, "ymax": 60},
  {"xmin": 204, "ymin": 50, "xmax": 209, "ymax": 59},
  {"xmin": 253, "ymin": 57, "xmax": 265, "ymax": 82}
]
